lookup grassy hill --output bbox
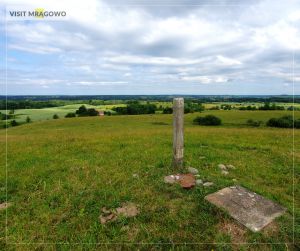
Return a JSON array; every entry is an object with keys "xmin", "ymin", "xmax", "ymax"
[
  {"xmin": 1, "ymin": 101, "xmax": 299, "ymax": 126},
  {"xmin": 1, "ymin": 111, "xmax": 299, "ymax": 250},
  {"xmin": 0, "ymin": 103, "xmax": 128, "ymax": 125}
]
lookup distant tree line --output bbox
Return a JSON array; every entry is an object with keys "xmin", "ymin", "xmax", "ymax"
[
  {"xmin": 220, "ymin": 104, "xmax": 232, "ymax": 110},
  {"xmin": 184, "ymin": 102, "xmax": 205, "ymax": 113},
  {"xmin": 2, "ymin": 95, "xmax": 299, "ymax": 103},
  {"xmin": 112, "ymin": 102, "xmax": 156, "ymax": 115},
  {"xmin": 238, "ymin": 102, "xmax": 285, "ymax": 110},
  {"xmin": 161, "ymin": 102, "xmax": 204, "ymax": 114},
  {"xmin": 1, "ymin": 97, "xmax": 299, "ymax": 111},
  {"xmin": 258, "ymin": 102, "xmax": 285, "ymax": 110},
  {"xmin": 239, "ymin": 106, "xmax": 257, "ymax": 110},
  {"xmin": 112, "ymin": 101, "xmax": 205, "ymax": 115},
  {"xmin": 0, "ymin": 100, "xmax": 68, "ymax": 110}
]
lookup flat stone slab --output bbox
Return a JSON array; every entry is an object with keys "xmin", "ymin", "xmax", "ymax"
[{"xmin": 205, "ymin": 186, "xmax": 286, "ymax": 232}]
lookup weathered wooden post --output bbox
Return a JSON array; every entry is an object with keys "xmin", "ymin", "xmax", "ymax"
[{"xmin": 173, "ymin": 98, "xmax": 184, "ymax": 168}]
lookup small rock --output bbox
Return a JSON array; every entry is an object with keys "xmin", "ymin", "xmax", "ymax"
[
  {"xmin": 218, "ymin": 164, "xmax": 227, "ymax": 170},
  {"xmin": 203, "ymin": 182, "xmax": 214, "ymax": 187},
  {"xmin": 179, "ymin": 174, "xmax": 196, "ymax": 189},
  {"xmin": 102, "ymin": 207, "xmax": 110, "ymax": 214},
  {"xmin": 0, "ymin": 202, "xmax": 11, "ymax": 210},
  {"xmin": 194, "ymin": 174, "xmax": 201, "ymax": 178},
  {"xmin": 164, "ymin": 175, "xmax": 176, "ymax": 184},
  {"xmin": 221, "ymin": 170, "xmax": 229, "ymax": 175},
  {"xmin": 132, "ymin": 173, "xmax": 139, "ymax": 178},
  {"xmin": 187, "ymin": 167, "xmax": 199, "ymax": 175},
  {"xmin": 99, "ymin": 213, "xmax": 117, "ymax": 224},
  {"xmin": 227, "ymin": 164, "xmax": 236, "ymax": 170},
  {"xmin": 196, "ymin": 179, "xmax": 203, "ymax": 185}
]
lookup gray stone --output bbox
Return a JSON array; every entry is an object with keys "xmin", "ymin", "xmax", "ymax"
[
  {"xmin": 203, "ymin": 182, "xmax": 214, "ymax": 187},
  {"xmin": 218, "ymin": 164, "xmax": 227, "ymax": 170},
  {"xmin": 227, "ymin": 164, "xmax": 236, "ymax": 170},
  {"xmin": 205, "ymin": 186, "xmax": 286, "ymax": 232},
  {"xmin": 187, "ymin": 167, "xmax": 199, "ymax": 174},
  {"xmin": 221, "ymin": 170, "xmax": 229, "ymax": 175},
  {"xmin": 196, "ymin": 179, "xmax": 203, "ymax": 185},
  {"xmin": 164, "ymin": 175, "xmax": 176, "ymax": 184}
]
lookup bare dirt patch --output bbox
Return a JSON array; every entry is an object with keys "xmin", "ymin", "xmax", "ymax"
[
  {"xmin": 262, "ymin": 221, "xmax": 280, "ymax": 236},
  {"xmin": 218, "ymin": 220, "xmax": 247, "ymax": 243}
]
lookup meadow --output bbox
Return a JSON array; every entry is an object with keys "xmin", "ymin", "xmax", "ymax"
[
  {"xmin": 0, "ymin": 110, "xmax": 299, "ymax": 250},
  {"xmin": 1, "ymin": 101, "xmax": 299, "ymax": 126},
  {"xmin": 0, "ymin": 103, "xmax": 127, "ymax": 125},
  {"xmin": 203, "ymin": 102, "xmax": 300, "ymax": 110}
]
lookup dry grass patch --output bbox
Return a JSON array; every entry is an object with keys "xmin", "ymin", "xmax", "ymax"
[{"xmin": 218, "ymin": 219, "xmax": 247, "ymax": 243}]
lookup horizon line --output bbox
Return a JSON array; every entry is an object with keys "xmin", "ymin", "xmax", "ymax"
[{"xmin": 1, "ymin": 94, "xmax": 299, "ymax": 96}]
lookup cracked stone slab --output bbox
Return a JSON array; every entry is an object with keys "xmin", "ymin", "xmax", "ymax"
[{"xmin": 205, "ymin": 186, "xmax": 286, "ymax": 232}]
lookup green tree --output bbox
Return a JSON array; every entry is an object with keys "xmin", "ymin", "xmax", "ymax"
[
  {"xmin": 65, "ymin": 113, "xmax": 76, "ymax": 118},
  {"xmin": 86, "ymin": 108, "xmax": 99, "ymax": 116},
  {"xmin": 162, "ymin": 107, "xmax": 173, "ymax": 114},
  {"xmin": 10, "ymin": 120, "xmax": 18, "ymax": 126},
  {"xmin": 193, "ymin": 115, "xmax": 222, "ymax": 126},
  {"xmin": 76, "ymin": 105, "xmax": 88, "ymax": 116},
  {"xmin": 267, "ymin": 115, "xmax": 300, "ymax": 128}
]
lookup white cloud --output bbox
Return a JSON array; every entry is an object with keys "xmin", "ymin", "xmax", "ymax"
[
  {"xmin": 73, "ymin": 81, "xmax": 128, "ymax": 86},
  {"xmin": 2, "ymin": 0, "xmax": 300, "ymax": 94},
  {"xmin": 9, "ymin": 44, "xmax": 61, "ymax": 54},
  {"xmin": 105, "ymin": 54, "xmax": 203, "ymax": 66},
  {"xmin": 180, "ymin": 75, "xmax": 229, "ymax": 84},
  {"xmin": 216, "ymin": 55, "xmax": 242, "ymax": 66}
]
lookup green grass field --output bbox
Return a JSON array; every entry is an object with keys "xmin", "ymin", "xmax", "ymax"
[
  {"xmin": 1, "ymin": 110, "xmax": 299, "ymax": 250},
  {"xmin": 203, "ymin": 102, "xmax": 300, "ymax": 109},
  {"xmin": 1, "ymin": 101, "xmax": 299, "ymax": 126},
  {"xmin": 0, "ymin": 103, "xmax": 127, "ymax": 125}
]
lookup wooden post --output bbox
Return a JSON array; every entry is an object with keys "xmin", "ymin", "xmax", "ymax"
[{"xmin": 173, "ymin": 98, "xmax": 184, "ymax": 168}]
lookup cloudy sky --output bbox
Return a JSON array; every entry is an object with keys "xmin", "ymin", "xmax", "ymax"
[{"xmin": 0, "ymin": 0, "xmax": 299, "ymax": 95}]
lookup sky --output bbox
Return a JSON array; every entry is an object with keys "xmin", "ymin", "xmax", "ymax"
[{"xmin": 0, "ymin": 0, "xmax": 299, "ymax": 95}]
